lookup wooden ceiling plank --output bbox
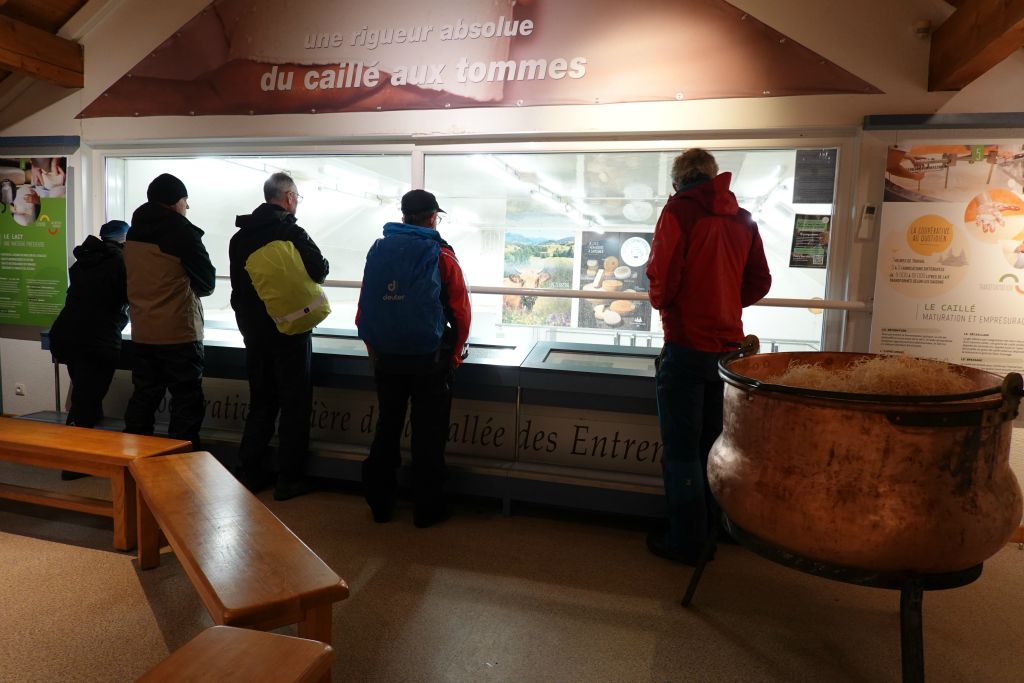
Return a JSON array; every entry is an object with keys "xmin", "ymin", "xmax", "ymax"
[
  {"xmin": 930, "ymin": 0, "xmax": 1024, "ymax": 91},
  {"xmin": 0, "ymin": 0, "xmax": 89, "ymax": 34},
  {"xmin": 0, "ymin": 15, "xmax": 82, "ymax": 88}
]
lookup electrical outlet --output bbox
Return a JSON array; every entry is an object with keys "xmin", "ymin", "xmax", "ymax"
[{"xmin": 14, "ymin": 383, "xmax": 26, "ymax": 396}]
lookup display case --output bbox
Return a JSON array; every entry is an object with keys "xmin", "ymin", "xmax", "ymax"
[
  {"xmin": 105, "ymin": 330, "xmax": 666, "ymax": 515},
  {"xmin": 510, "ymin": 342, "xmax": 663, "ymax": 515}
]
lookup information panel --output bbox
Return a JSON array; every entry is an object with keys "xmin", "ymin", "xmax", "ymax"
[
  {"xmin": 870, "ymin": 140, "xmax": 1024, "ymax": 375},
  {"xmin": 0, "ymin": 157, "xmax": 68, "ymax": 327},
  {"xmin": 578, "ymin": 231, "xmax": 652, "ymax": 331}
]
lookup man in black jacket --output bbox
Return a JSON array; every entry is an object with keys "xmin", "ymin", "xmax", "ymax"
[
  {"xmin": 230, "ymin": 172, "xmax": 329, "ymax": 501},
  {"xmin": 49, "ymin": 220, "xmax": 130, "ymax": 430},
  {"xmin": 123, "ymin": 173, "xmax": 216, "ymax": 447}
]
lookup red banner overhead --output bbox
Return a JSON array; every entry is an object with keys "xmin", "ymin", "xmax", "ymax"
[{"xmin": 79, "ymin": 0, "xmax": 881, "ymax": 118}]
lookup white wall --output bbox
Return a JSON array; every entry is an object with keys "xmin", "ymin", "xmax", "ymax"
[{"xmin": 0, "ymin": 340, "xmax": 68, "ymax": 416}]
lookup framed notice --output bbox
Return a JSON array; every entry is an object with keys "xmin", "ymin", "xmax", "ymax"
[
  {"xmin": 789, "ymin": 214, "xmax": 830, "ymax": 269},
  {"xmin": 0, "ymin": 157, "xmax": 69, "ymax": 327}
]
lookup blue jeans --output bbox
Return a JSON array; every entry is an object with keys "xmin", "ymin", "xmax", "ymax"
[{"xmin": 655, "ymin": 343, "xmax": 725, "ymax": 551}]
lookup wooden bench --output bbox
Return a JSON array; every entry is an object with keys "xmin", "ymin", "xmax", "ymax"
[
  {"xmin": 131, "ymin": 451, "xmax": 349, "ymax": 649},
  {"xmin": 136, "ymin": 626, "xmax": 335, "ymax": 683},
  {"xmin": 0, "ymin": 417, "xmax": 191, "ymax": 550}
]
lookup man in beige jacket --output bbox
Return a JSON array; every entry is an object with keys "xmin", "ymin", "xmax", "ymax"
[{"xmin": 123, "ymin": 173, "xmax": 215, "ymax": 447}]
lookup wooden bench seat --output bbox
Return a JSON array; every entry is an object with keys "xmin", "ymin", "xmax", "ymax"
[
  {"xmin": 136, "ymin": 626, "xmax": 335, "ymax": 683},
  {"xmin": 131, "ymin": 451, "xmax": 349, "ymax": 649},
  {"xmin": 0, "ymin": 417, "xmax": 191, "ymax": 550}
]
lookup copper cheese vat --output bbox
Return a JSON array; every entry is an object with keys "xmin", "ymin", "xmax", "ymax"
[{"xmin": 708, "ymin": 341, "xmax": 1023, "ymax": 574}]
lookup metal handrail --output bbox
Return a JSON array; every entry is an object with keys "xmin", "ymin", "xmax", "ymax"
[{"xmin": 211, "ymin": 274, "xmax": 871, "ymax": 312}]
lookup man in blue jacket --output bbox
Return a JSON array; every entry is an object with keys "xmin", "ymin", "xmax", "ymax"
[
  {"xmin": 356, "ymin": 189, "xmax": 472, "ymax": 527},
  {"xmin": 229, "ymin": 172, "xmax": 330, "ymax": 501}
]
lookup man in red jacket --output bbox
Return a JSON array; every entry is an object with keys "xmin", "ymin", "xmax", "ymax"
[{"xmin": 646, "ymin": 149, "xmax": 772, "ymax": 564}]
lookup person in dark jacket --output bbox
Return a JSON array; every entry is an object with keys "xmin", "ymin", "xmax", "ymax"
[
  {"xmin": 123, "ymin": 173, "xmax": 216, "ymax": 447},
  {"xmin": 49, "ymin": 220, "xmax": 130, "ymax": 430},
  {"xmin": 645, "ymin": 148, "xmax": 772, "ymax": 565},
  {"xmin": 229, "ymin": 172, "xmax": 329, "ymax": 501},
  {"xmin": 356, "ymin": 189, "xmax": 472, "ymax": 528}
]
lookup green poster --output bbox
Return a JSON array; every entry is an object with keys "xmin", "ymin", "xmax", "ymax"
[
  {"xmin": 789, "ymin": 214, "xmax": 830, "ymax": 269},
  {"xmin": 0, "ymin": 157, "xmax": 69, "ymax": 327}
]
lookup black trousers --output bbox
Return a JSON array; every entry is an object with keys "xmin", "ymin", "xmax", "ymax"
[
  {"xmin": 363, "ymin": 359, "xmax": 454, "ymax": 513},
  {"xmin": 237, "ymin": 333, "xmax": 313, "ymax": 481},
  {"xmin": 64, "ymin": 350, "xmax": 118, "ymax": 428},
  {"xmin": 124, "ymin": 341, "xmax": 205, "ymax": 447}
]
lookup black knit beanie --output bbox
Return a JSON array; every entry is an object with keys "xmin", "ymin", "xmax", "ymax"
[{"xmin": 147, "ymin": 173, "xmax": 188, "ymax": 205}]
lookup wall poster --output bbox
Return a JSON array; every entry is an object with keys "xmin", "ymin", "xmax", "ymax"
[
  {"xmin": 871, "ymin": 140, "xmax": 1024, "ymax": 375},
  {"xmin": 501, "ymin": 230, "xmax": 573, "ymax": 326},
  {"xmin": 0, "ymin": 157, "xmax": 69, "ymax": 327},
  {"xmin": 789, "ymin": 214, "xmax": 830, "ymax": 269},
  {"xmin": 578, "ymin": 231, "xmax": 652, "ymax": 330}
]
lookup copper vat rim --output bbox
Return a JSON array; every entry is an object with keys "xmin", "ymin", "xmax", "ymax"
[{"xmin": 719, "ymin": 339, "xmax": 1020, "ymax": 409}]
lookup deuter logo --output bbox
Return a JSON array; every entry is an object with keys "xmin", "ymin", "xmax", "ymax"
[{"xmin": 382, "ymin": 279, "xmax": 405, "ymax": 301}]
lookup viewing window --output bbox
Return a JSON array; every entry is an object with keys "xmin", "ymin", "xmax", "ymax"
[
  {"xmin": 105, "ymin": 155, "xmax": 411, "ymax": 328},
  {"xmin": 105, "ymin": 146, "xmax": 838, "ymax": 352}
]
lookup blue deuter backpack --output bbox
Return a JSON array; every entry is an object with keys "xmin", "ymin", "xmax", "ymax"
[{"xmin": 357, "ymin": 224, "xmax": 445, "ymax": 356}]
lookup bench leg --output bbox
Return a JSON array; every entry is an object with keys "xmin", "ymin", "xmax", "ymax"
[
  {"xmin": 111, "ymin": 469, "xmax": 136, "ymax": 551},
  {"xmin": 297, "ymin": 604, "xmax": 333, "ymax": 644},
  {"xmin": 298, "ymin": 606, "xmax": 333, "ymax": 683},
  {"xmin": 136, "ymin": 489, "xmax": 161, "ymax": 569}
]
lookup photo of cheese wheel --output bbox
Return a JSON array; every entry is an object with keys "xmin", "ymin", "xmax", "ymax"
[
  {"xmin": 603, "ymin": 255, "xmax": 619, "ymax": 273},
  {"xmin": 582, "ymin": 283, "xmax": 603, "ymax": 303},
  {"xmin": 601, "ymin": 279, "xmax": 624, "ymax": 290},
  {"xmin": 613, "ymin": 265, "xmax": 632, "ymax": 279},
  {"xmin": 609, "ymin": 299, "xmax": 635, "ymax": 314},
  {"xmin": 602, "ymin": 310, "xmax": 622, "ymax": 326}
]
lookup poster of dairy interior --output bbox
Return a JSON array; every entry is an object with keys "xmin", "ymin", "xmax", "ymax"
[{"xmin": 870, "ymin": 141, "xmax": 1024, "ymax": 375}]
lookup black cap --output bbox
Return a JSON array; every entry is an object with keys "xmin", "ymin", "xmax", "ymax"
[
  {"xmin": 147, "ymin": 173, "xmax": 188, "ymax": 206},
  {"xmin": 401, "ymin": 189, "xmax": 445, "ymax": 215}
]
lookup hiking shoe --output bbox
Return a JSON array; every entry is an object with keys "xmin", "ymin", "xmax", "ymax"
[
  {"xmin": 273, "ymin": 477, "xmax": 314, "ymax": 501},
  {"xmin": 413, "ymin": 505, "xmax": 450, "ymax": 529},
  {"xmin": 369, "ymin": 502, "xmax": 394, "ymax": 523}
]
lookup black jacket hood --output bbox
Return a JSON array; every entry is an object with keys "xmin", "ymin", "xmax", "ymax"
[
  {"xmin": 72, "ymin": 235, "xmax": 122, "ymax": 268},
  {"xmin": 235, "ymin": 202, "xmax": 295, "ymax": 231}
]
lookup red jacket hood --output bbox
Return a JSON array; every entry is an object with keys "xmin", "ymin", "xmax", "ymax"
[{"xmin": 669, "ymin": 172, "xmax": 739, "ymax": 217}]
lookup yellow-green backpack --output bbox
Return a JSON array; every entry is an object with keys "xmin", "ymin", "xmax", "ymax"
[{"xmin": 245, "ymin": 240, "xmax": 331, "ymax": 335}]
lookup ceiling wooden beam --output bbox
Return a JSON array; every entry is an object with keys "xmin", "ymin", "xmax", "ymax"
[
  {"xmin": 930, "ymin": 0, "xmax": 1024, "ymax": 91},
  {"xmin": 0, "ymin": 14, "xmax": 82, "ymax": 88}
]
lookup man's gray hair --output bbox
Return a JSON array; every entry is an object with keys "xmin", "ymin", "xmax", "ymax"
[
  {"xmin": 671, "ymin": 148, "xmax": 719, "ymax": 187},
  {"xmin": 264, "ymin": 172, "xmax": 296, "ymax": 202}
]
